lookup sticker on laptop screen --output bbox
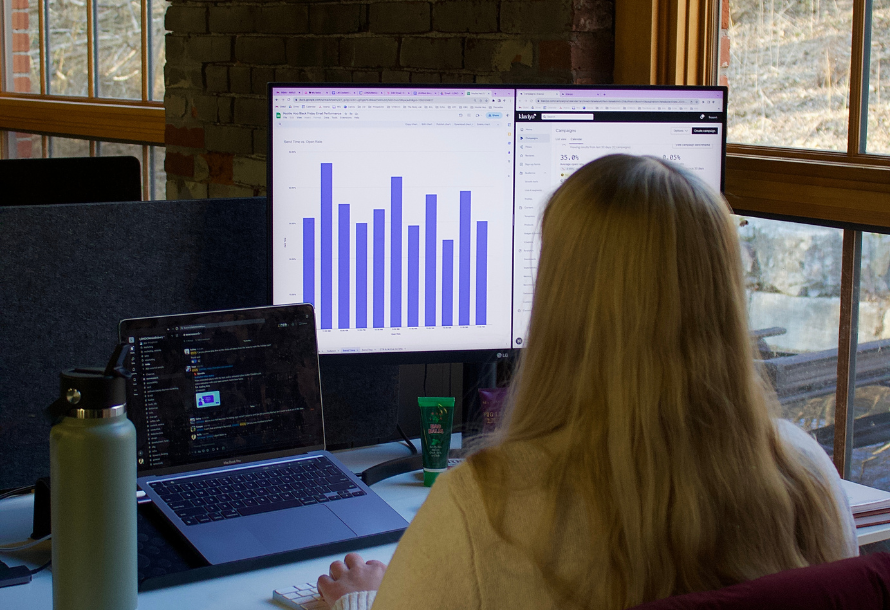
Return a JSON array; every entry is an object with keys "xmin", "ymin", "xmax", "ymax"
[{"xmin": 196, "ymin": 391, "xmax": 221, "ymax": 408}]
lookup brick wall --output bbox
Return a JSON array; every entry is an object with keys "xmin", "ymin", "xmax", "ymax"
[{"xmin": 163, "ymin": 0, "xmax": 615, "ymax": 199}]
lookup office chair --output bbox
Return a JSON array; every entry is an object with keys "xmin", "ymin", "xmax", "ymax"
[
  {"xmin": 629, "ymin": 552, "xmax": 890, "ymax": 610},
  {"xmin": 0, "ymin": 155, "xmax": 142, "ymax": 204}
]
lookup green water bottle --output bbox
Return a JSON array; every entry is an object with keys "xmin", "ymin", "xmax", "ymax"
[{"xmin": 49, "ymin": 344, "xmax": 137, "ymax": 610}]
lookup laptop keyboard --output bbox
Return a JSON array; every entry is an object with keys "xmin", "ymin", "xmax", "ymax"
[{"xmin": 147, "ymin": 456, "xmax": 365, "ymax": 526}]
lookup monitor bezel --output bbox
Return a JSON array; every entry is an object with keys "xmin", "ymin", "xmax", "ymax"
[{"xmin": 267, "ymin": 82, "xmax": 728, "ymax": 366}]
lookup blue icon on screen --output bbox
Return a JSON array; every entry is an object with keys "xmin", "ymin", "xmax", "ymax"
[
  {"xmin": 196, "ymin": 391, "xmax": 221, "ymax": 408},
  {"xmin": 487, "ymin": 112, "xmax": 502, "ymax": 119}
]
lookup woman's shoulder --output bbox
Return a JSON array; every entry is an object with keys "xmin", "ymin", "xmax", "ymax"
[
  {"xmin": 774, "ymin": 418, "xmax": 858, "ymax": 556},
  {"xmin": 774, "ymin": 418, "xmax": 835, "ymax": 476}
]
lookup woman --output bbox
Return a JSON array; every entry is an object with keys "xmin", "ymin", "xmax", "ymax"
[{"xmin": 316, "ymin": 155, "xmax": 856, "ymax": 610}]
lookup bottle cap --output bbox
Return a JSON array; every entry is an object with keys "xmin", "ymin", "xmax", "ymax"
[
  {"xmin": 59, "ymin": 367, "xmax": 126, "ymax": 412},
  {"xmin": 423, "ymin": 470, "xmax": 441, "ymax": 487},
  {"xmin": 47, "ymin": 344, "xmax": 131, "ymax": 423}
]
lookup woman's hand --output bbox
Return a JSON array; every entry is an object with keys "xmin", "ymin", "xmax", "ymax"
[{"xmin": 317, "ymin": 552, "xmax": 387, "ymax": 606}]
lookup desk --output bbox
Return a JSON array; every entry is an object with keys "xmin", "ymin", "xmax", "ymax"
[
  {"xmin": 4, "ymin": 439, "xmax": 890, "ymax": 609},
  {"xmin": 0, "ymin": 440, "xmax": 430, "ymax": 610}
]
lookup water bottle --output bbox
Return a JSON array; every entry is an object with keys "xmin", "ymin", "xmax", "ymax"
[{"xmin": 48, "ymin": 344, "xmax": 137, "ymax": 610}]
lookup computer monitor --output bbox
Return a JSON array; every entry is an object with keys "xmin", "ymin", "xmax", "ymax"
[{"xmin": 268, "ymin": 84, "xmax": 727, "ymax": 364}]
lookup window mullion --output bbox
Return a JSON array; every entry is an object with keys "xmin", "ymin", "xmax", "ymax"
[
  {"xmin": 38, "ymin": 0, "xmax": 45, "ymax": 94},
  {"xmin": 834, "ymin": 229, "xmax": 862, "ymax": 478},
  {"xmin": 848, "ymin": 0, "xmax": 869, "ymax": 157},
  {"xmin": 141, "ymin": 143, "xmax": 149, "ymax": 200},
  {"xmin": 141, "ymin": 0, "xmax": 148, "ymax": 102},
  {"xmin": 86, "ymin": 0, "xmax": 95, "ymax": 97}
]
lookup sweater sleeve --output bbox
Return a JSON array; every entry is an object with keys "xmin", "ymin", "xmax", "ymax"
[
  {"xmin": 775, "ymin": 418, "xmax": 859, "ymax": 557},
  {"xmin": 369, "ymin": 468, "xmax": 481, "ymax": 609},
  {"xmin": 332, "ymin": 591, "xmax": 376, "ymax": 610}
]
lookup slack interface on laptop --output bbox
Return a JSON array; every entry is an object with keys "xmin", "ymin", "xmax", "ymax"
[{"xmin": 124, "ymin": 306, "xmax": 325, "ymax": 474}]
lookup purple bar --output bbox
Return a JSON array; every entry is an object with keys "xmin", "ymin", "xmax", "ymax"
[
  {"xmin": 476, "ymin": 221, "xmax": 487, "ymax": 325},
  {"xmin": 373, "ymin": 209, "xmax": 385, "ymax": 328},
  {"xmin": 442, "ymin": 240, "xmax": 453, "ymax": 326},
  {"xmin": 408, "ymin": 225, "xmax": 419, "ymax": 328},
  {"xmin": 425, "ymin": 195, "xmax": 437, "ymax": 327},
  {"xmin": 303, "ymin": 218, "xmax": 315, "ymax": 306},
  {"xmin": 391, "ymin": 177, "xmax": 402, "ymax": 328},
  {"xmin": 356, "ymin": 223, "xmax": 367, "ymax": 329},
  {"xmin": 320, "ymin": 163, "xmax": 332, "ymax": 329},
  {"xmin": 338, "ymin": 204, "xmax": 349, "ymax": 329},
  {"xmin": 459, "ymin": 191, "xmax": 471, "ymax": 326}
]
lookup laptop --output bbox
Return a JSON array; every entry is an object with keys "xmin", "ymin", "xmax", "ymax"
[{"xmin": 121, "ymin": 304, "xmax": 409, "ymax": 566}]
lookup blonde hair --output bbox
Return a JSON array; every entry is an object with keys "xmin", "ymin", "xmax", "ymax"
[{"xmin": 469, "ymin": 154, "xmax": 848, "ymax": 609}]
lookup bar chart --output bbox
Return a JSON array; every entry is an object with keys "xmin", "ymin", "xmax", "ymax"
[
  {"xmin": 271, "ymin": 105, "xmax": 514, "ymax": 355},
  {"xmin": 301, "ymin": 163, "xmax": 489, "ymax": 331}
]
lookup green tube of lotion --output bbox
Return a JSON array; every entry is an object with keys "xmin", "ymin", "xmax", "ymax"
[{"xmin": 418, "ymin": 397, "xmax": 455, "ymax": 487}]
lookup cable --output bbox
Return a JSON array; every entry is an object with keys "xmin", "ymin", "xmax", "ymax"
[
  {"xmin": 0, "ymin": 535, "xmax": 51, "ymax": 551},
  {"xmin": 396, "ymin": 424, "xmax": 418, "ymax": 454},
  {"xmin": 0, "ymin": 485, "xmax": 34, "ymax": 502},
  {"xmin": 30, "ymin": 561, "xmax": 51, "ymax": 575}
]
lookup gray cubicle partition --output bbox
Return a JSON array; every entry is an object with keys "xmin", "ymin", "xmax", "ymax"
[{"xmin": 0, "ymin": 198, "xmax": 398, "ymax": 490}]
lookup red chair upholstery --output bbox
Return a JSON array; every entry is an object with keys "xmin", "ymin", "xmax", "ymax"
[{"xmin": 629, "ymin": 553, "xmax": 890, "ymax": 610}]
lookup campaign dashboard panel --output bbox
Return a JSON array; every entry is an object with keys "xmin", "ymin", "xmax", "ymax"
[{"xmin": 510, "ymin": 88, "xmax": 726, "ymax": 347}]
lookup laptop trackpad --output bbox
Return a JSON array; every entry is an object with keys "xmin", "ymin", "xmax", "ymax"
[{"xmin": 245, "ymin": 505, "xmax": 356, "ymax": 554}]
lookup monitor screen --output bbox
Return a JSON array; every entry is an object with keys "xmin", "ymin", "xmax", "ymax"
[{"xmin": 269, "ymin": 84, "xmax": 726, "ymax": 362}]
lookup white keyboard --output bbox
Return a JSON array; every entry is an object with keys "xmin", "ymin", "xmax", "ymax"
[{"xmin": 273, "ymin": 582, "xmax": 329, "ymax": 610}]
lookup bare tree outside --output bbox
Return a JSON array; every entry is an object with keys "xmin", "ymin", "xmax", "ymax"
[
  {"xmin": 97, "ymin": 0, "xmax": 142, "ymax": 99},
  {"xmin": 17, "ymin": 0, "xmax": 168, "ymax": 100},
  {"xmin": 728, "ymin": 0, "xmax": 853, "ymax": 150},
  {"xmin": 49, "ymin": 0, "xmax": 88, "ymax": 96},
  {"xmin": 867, "ymin": 0, "xmax": 890, "ymax": 153}
]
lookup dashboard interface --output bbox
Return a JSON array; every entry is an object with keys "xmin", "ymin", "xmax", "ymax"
[{"xmin": 269, "ymin": 85, "xmax": 726, "ymax": 356}]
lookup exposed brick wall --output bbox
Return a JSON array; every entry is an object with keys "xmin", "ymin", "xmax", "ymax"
[{"xmin": 164, "ymin": 0, "xmax": 615, "ymax": 199}]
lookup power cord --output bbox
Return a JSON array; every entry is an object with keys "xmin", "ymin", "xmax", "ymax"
[
  {"xmin": 0, "ymin": 485, "xmax": 34, "ymax": 501},
  {"xmin": 0, "ymin": 534, "xmax": 50, "ymax": 551},
  {"xmin": 396, "ymin": 423, "xmax": 418, "ymax": 454}
]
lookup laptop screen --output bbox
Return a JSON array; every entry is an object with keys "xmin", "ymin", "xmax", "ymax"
[{"xmin": 120, "ymin": 304, "xmax": 325, "ymax": 475}]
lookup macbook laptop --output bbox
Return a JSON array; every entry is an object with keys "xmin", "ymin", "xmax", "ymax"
[{"xmin": 121, "ymin": 304, "xmax": 408, "ymax": 566}]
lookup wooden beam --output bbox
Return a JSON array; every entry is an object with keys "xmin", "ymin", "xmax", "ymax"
[
  {"xmin": 615, "ymin": 0, "xmax": 718, "ymax": 85},
  {"xmin": 0, "ymin": 95, "xmax": 164, "ymax": 144},
  {"xmin": 614, "ymin": 0, "xmax": 658, "ymax": 84},
  {"xmin": 848, "ymin": 0, "xmax": 868, "ymax": 155}
]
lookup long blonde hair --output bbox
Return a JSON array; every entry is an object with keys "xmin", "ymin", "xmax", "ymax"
[{"xmin": 469, "ymin": 154, "xmax": 848, "ymax": 609}]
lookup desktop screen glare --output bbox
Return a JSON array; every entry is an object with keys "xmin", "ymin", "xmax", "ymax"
[{"xmin": 270, "ymin": 86, "xmax": 726, "ymax": 356}]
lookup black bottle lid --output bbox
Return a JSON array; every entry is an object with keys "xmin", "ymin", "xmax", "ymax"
[{"xmin": 48, "ymin": 344, "xmax": 131, "ymax": 423}]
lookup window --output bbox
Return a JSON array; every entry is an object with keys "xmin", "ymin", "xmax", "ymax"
[
  {"xmin": 0, "ymin": 0, "xmax": 167, "ymax": 198},
  {"xmin": 616, "ymin": 0, "xmax": 890, "ymax": 485}
]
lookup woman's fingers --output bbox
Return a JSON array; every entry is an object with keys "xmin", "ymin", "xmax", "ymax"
[{"xmin": 329, "ymin": 560, "xmax": 347, "ymax": 578}]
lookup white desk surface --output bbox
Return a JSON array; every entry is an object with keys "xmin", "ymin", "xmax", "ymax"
[{"xmin": 3, "ymin": 438, "xmax": 890, "ymax": 609}]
